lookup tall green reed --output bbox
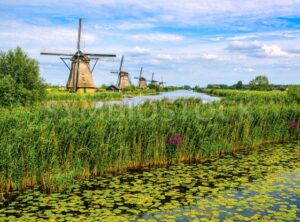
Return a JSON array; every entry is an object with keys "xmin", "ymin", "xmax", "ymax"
[{"xmin": 0, "ymin": 95, "xmax": 299, "ymax": 192}]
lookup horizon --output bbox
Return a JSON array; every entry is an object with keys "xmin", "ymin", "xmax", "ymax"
[{"xmin": 1, "ymin": 1, "xmax": 300, "ymax": 87}]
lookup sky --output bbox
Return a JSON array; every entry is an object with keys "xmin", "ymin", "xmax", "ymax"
[{"xmin": 1, "ymin": 0, "xmax": 300, "ymax": 87}]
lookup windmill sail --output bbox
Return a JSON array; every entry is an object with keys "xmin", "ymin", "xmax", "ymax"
[{"xmin": 40, "ymin": 18, "xmax": 116, "ymax": 93}]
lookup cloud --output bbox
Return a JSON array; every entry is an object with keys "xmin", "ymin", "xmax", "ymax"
[
  {"xmin": 201, "ymin": 53, "xmax": 221, "ymax": 60},
  {"xmin": 261, "ymin": 44, "xmax": 289, "ymax": 57},
  {"xmin": 116, "ymin": 22, "xmax": 155, "ymax": 30},
  {"xmin": 127, "ymin": 33, "xmax": 184, "ymax": 42},
  {"xmin": 227, "ymin": 40, "xmax": 294, "ymax": 58}
]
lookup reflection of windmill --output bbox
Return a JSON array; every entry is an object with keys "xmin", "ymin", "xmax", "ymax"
[
  {"xmin": 41, "ymin": 18, "xmax": 116, "ymax": 93},
  {"xmin": 159, "ymin": 75, "xmax": 166, "ymax": 88},
  {"xmin": 111, "ymin": 55, "xmax": 131, "ymax": 90},
  {"xmin": 134, "ymin": 67, "xmax": 147, "ymax": 89}
]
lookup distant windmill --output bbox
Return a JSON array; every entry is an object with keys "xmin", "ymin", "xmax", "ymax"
[
  {"xmin": 134, "ymin": 67, "xmax": 147, "ymax": 89},
  {"xmin": 159, "ymin": 75, "xmax": 166, "ymax": 88},
  {"xmin": 41, "ymin": 18, "xmax": 116, "ymax": 93},
  {"xmin": 148, "ymin": 72, "xmax": 159, "ymax": 85},
  {"xmin": 111, "ymin": 55, "xmax": 131, "ymax": 90}
]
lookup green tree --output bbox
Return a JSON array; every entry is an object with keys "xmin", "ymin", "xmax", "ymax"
[
  {"xmin": 249, "ymin": 75, "xmax": 270, "ymax": 91},
  {"xmin": 0, "ymin": 47, "xmax": 46, "ymax": 106},
  {"xmin": 148, "ymin": 83, "xmax": 160, "ymax": 92},
  {"xmin": 236, "ymin": 80, "xmax": 243, "ymax": 90}
]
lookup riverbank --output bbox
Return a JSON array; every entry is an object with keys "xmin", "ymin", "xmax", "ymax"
[
  {"xmin": 46, "ymin": 88, "xmax": 158, "ymax": 101},
  {"xmin": 0, "ymin": 91, "xmax": 299, "ymax": 193}
]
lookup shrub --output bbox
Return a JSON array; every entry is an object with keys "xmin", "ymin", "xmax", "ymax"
[
  {"xmin": 288, "ymin": 85, "xmax": 300, "ymax": 103},
  {"xmin": 0, "ymin": 47, "xmax": 46, "ymax": 106}
]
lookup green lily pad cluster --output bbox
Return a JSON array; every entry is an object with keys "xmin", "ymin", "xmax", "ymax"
[{"xmin": 0, "ymin": 142, "xmax": 299, "ymax": 221}]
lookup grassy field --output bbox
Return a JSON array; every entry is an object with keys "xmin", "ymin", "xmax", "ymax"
[
  {"xmin": 0, "ymin": 90, "xmax": 299, "ymax": 193},
  {"xmin": 46, "ymin": 87, "xmax": 157, "ymax": 101}
]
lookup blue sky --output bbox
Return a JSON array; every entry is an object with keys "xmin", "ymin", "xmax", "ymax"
[{"xmin": 1, "ymin": 0, "xmax": 300, "ymax": 87}]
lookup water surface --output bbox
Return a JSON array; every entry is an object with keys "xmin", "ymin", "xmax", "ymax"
[
  {"xmin": 1, "ymin": 142, "xmax": 299, "ymax": 221},
  {"xmin": 96, "ymin": 90, "xmax": 220, "ymax": 107}
]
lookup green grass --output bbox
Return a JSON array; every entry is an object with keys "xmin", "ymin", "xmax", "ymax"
[
  {"xmin": 0, "ymin": 92, "xmax": 299, "ymax": 192},
  {"xmin": 46, "ymin": 87, "xmax": 157, "ymax": 101},
  {"xmin": 196, "ymin": 88, "xmax": 290, "ymax": 104}
]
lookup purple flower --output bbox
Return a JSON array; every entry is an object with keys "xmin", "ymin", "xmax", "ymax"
[
  {"xmin": 288, "ymin": 120, "xmax": 300, "ymax": 129},
  {"xmin": 167, "ymin": 135, "xmax": 183, "ymax": 146}
]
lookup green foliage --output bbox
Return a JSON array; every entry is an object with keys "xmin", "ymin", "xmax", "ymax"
[
  {"xmin": 0, "ymin": 93, "xmax": 299, "ymax": 192},
  {"xmin": 46, "ymin": 87, "xmax": 157, "ymax": 101},
  {"xmin": 0, "ymin": 47, "xmax": 46, "ymax": 106},
  {"xmin": 198, "ymin": 89, "xmax": 289, "ymax": 104},
  {"xmin": 235, "ymin": 80, "xmax": 243, "ymax": 90},
  {"xmin": 122, "ymin": 85, "xmax": 137, "ymax": 92},
  {"xmin": 249, "ymin": 75, "xmax": 270, "ymax": 91},
  {"xmin": 287, "ymin": 85, "xmax": 300, "ymax": 103},
  {"xmin": 148, "ymin": 83, "xmax": 160, "ymax": 91}
]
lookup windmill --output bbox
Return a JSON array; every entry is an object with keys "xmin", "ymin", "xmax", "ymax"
[
  {"xmin": 159, "ymin": 75, "xmax": 166, "ymax": 88},
  {"xmin": 134, "ymin": 67, "xmax": 147, "ymax": 89},
  {"xmin": 148, "ymin": 72, "xmax": 159, "ymax": 85},
  {"xmin": 41, "ymin": 18, "xmax": 116, "ymax": 93},
  {"xmin": 110, "ymin": 55, "xmax": 131, "ymax": 90}
]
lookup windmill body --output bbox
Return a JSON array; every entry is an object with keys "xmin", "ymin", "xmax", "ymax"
[
  {"xmin": 159, "ymin": 81, "xmax": 166, "ymax": 88},
  {"xmin": 41, "ymin": 18, "xmax": 116, "ymax": 93},
  {"xmin": 149, "ymin": 72, "xmax": 159, "ymax": 85},
  {"xmin": 111, "ymin": 56, "xmax": 131, "ymax": 90},
  {"xmin": 118, "ymin": 71, "xmax": 131, "ymax": 89},
  {"xmin": 66, "ymin": 55, "xmax": 95, "ymax": 93},
  {"xmin": 134, "ymin": 67, "xmax": 147, "ymax": 89},
  {"xmin": 158, "ymin": 74, "xmax": 166, "ymax": 88}
]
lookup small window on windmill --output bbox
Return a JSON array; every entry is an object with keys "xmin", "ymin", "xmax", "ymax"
[{"xmin": 82, "ymin": 77, "xmax": 86, "ymax": 82}]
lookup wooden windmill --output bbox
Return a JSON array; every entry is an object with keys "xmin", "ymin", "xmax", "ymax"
[
  {"xmin": 111, "ymin": 55, "xmax": 131, "ymax": 90},
  {"xmin": 134, "ymin": 67, "xmax": 147, "ymax": 89},
  {"xmin": 159, "ymin": 75, "xmax": 166, "ymax": 88},
  {"xmin": 41, "ymin": 18, "xmax": 116, "ymax": 93},
  {"xmin": 148, "ymin": 72, "xmax": 159, "ymax": 85}
]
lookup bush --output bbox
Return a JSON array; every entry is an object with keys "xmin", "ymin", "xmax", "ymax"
[
  {"xmin": 288, "ymin": 86, "xmax": 300, "ymax": 103},
  {"xmin": 0, "ymin": 47, "xmax": 46, "ymax": 106},
  {"xmin": 249, "ymin": 75, "xmax": 271, "ymax": 91}
]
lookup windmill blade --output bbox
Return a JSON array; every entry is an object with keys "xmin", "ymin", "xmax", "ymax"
[
  {"xmin": 77, "ymin": 18, "xmax": 82, "ymax": 51},
  {"xmin": 119, "ymin": 56, "xmax": 124, "ymax": 73},
  {"xmin": 40, "ymin": 52, "xmax": 74, "ymax": 56},
  {"xmin": 117, "ymin": 56, "xmax": 124, "ymax": 87},
  {"xmin": 134, "ymin": 77, "xmax": 140, "ymax": 79},
  {"xmin": 85, "ymin": 53, "xmax": 116, "ymax": 57},
  {"xmin": 139, "ymin": 67, "xmax": 143, "ymax": 79},
  {"xmin": 151, "ymin": 72, "xmax": 155, "ymax": 81},
  {"xmin": 110, "ymin": 71, "xmax": 119, "ymax": 74}
]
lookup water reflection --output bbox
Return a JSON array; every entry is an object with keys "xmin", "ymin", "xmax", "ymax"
[{"xmin": 95, "ymin": 90, "xmax": 220, "ymax": 107}]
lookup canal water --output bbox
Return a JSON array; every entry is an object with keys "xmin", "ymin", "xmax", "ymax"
[
  {"xmin": 0, "ymin": 141, "xmax": 299, "ymax": 221},
  {"xmin": 95, "ymin": 90, "xmax": 221, "ymax": 107}
]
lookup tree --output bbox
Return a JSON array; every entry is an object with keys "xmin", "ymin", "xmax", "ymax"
[
  {"xmin": 148, "ymin": 83, "xmax": 160, "ymax": 91},
  {"xmin": 249, "ymin": 75, "xmax": 270, "ymax": 91},
  {"xmin": 0, "ymin": 47, "xmax": 46, "ymax": 106},
  {"xmin": 236, "ymin": 80, "xmax": 243, "ymax": 90}
]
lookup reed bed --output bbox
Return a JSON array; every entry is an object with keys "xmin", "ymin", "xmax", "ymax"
[
  {"xmin": 197, "ymin": 89, "xmax": 289, "ymax": 104},
  {"xmin": 46, "ymin": 88, "xmax": 157, "ymax": 101},
  {"xmin": 0, "ymin": 94, "xmax": 299, "ymax": 192}
]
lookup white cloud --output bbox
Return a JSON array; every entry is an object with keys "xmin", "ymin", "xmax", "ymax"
[
  {"xmin": 127, "ymin": 33, "xmax": 184, "ymax": 42},
  {"xmin": 228, "ymin": 40, "xmax": 294, "ymax": 58},
  {"xmin": 261, "ymin": 44, "xmax": 289, "ymax": 57},
  {"xmin": 201, "ymin": 53, "xmax": 221, "ymax": 60},
  {"xmin": 117, "ymin": 22, "xmax": 155, "ymax": 30}
]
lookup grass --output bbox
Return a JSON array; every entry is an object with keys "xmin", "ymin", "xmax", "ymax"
[
  {"xmin": 0, "ymin": 91, "xmax": 299, "ymax": 192},
  {"xmin": 46, "ymin": 87, "xmax": 157, "ymax": 101},
  {"xmin": 196, "ymin": 88, "xmax": 290, "ymax": 104}
]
